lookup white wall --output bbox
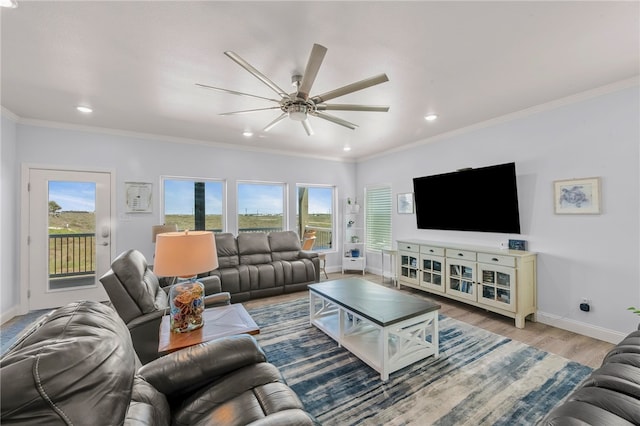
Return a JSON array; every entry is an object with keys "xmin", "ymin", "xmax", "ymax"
[
  {"xmin": 3, "ymin": 83, "xmax": 638, "ymax": 343},
  {"xmin": 1, "ymin": 114, "xmax": 19, "ymax": 322},
  {"xmin": 5, "ymin": 124, "xmax": 355, "ymax": 317},
  {"xmin": 358, "ymin": 84, "xmax": 640, "ymax": 341}
]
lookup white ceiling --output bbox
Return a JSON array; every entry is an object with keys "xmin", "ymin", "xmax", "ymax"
[{"xmin": 2, "ymin": 1, "xmax": 639, "ymax": 160}]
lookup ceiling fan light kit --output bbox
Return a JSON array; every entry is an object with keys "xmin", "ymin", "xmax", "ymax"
[{"xmin": 198, "ymin": 43, "xmax": 389, "ymax": 136}]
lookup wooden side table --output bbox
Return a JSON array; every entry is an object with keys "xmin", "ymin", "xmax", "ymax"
[{"xmin": 158, "ymin": 304, "xmax": 259, "ymax": 354}]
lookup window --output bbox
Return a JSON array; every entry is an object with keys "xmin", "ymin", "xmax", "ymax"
[
  {"xmin": 163, "ymin": 178, "xmax": 224, "ymax": 232},
  {"xmin": 237, "ymin": 182, "xmax": 285, "ymax": 233},
  {"xmin": 365, "ymin": 185, "xmax": 392, "ymax": 251},
  {"xmin": 297, "ymin": 185, "xmax": 335, "ymax": 250}
]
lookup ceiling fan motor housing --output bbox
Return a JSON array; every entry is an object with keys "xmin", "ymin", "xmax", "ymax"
[{"xmin": 287, "ymin": 103, "xmax": 309, "ymax": 121}]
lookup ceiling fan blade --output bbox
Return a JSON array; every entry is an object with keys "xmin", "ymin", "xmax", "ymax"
[
  {"xmin": 219, "ymin": 106, "xmax": 282, "ymax": 116},
  {"xmin": 224, "ymin": 51, "xmax": 290, "ymax": 99},
  {"xmin": 311, "ymin": 73, "xmax": 389, "ymax": 104},
  {"xmin": 263, "ymin": 113, "xmax": 288, "ymax": 132},
  {"xmin": 297, "ymin": 44, "xmax": 327, "ymax": 100},
  {"xmin": 316, "ymin": 104, "xmax": 390, "ymax": 112},
  {"xmin": 311, "ymin": 111, "xmax": 358, "ymax": 130},
  {"xmin": 195, "ymin": 83, "xmax": 281, "ymax": 103},
  {"xmin": 301, "ymin": 119, "xmax": 314, "ymax": 136}
]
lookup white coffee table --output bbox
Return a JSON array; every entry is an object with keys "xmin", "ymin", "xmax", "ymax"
[{"xmin": 309, "ymin": 278, "xmax": 440, "ymax": 381}]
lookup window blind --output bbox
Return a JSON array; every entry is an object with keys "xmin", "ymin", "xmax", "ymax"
[{"xmin": 365, "ymin": 185, "xmax": 392, "ymax": 251}]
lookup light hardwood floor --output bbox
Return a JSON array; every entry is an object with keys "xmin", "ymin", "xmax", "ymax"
[{"xmin": 243, "ymin": 271, "xmax": 614, "ymax": 369}]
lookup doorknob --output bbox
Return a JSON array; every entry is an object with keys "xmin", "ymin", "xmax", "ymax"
[{"xmin": 101, "ymin": 242, "xmax": 109, "ymax": 246}]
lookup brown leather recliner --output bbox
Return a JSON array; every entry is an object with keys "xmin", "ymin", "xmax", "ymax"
[
  {"xmin": 0, "ymin": 301, "xmax": 318, "ymax": 425},
  {"xmin": 99, "ymin": 249, "xmax": 230, "ymax": 364}
]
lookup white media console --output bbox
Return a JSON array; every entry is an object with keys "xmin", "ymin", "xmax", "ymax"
[{"xmin": 396, "ymin": 239, "xmax": 537, "ymax": 328}]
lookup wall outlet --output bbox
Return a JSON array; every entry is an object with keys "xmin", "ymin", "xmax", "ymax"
[{"xmin": 580, "ymin": 298, "xmax": 591, "ymax": 312}]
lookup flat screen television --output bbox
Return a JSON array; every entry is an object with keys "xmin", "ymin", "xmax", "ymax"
[{"xmin": 413, "ymin": 162, "xmax": 521, "ymax": 234}]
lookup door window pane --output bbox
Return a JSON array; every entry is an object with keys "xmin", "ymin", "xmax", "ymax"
[
  {"xmin": 163, "ymin": 178, "xmax": 224, "ymax": 232},
  {"xmin": 296, "ymin": 185, "xmax": 334, "ymax": 250},
  {"xmin": 238, "ymin": 182, "xmax": 285, "ymax": 233},
  {"xmin": 48, "ymin": 181, "xmax": 96, "ymax": 290}
]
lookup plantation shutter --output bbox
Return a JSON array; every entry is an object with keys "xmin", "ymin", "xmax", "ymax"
[{"xmin": 365, "ymin": 185, "xmax": 392, "ymax": 251}]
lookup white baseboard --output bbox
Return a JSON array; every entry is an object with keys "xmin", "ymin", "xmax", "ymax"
[
  {"xmin": 1, "ymin": 306, "xmax": 18, "ymax": 325},
  {"xmin": 536, "ymin": 311, "xmax": 627, "ymax": 344}
]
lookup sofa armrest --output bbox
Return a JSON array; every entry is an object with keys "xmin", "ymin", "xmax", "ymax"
[
  {"xmin": 204, "ymin": 292, "xmax": 231, "ymax": 307},
  {"xmin": 298, "ymin": 250, "xmax": 318, "ymax": 260},
  {"xmin": 126, "ymin": 309, "xmax": 166, "ymax": 330},
  {"xmin": 199, "ymin": 275, "xmax": 223, "ymax": 294},
  {"xmin": 125, "ymin": 310, "xmax": 166, "ymax": 364},
  {"xmin": 137, "ymin": 334, "xmax": 267, "ymax": 398}
]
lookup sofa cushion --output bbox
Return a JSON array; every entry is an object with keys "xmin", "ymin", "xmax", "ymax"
[
  {"xmin": 238, "ymin": 233, "xmax": 272, "ymax": 265},
  {"xmin": 270, "ymin": 231, "xmax": 303, "ymax": 261},
  {"xmin": 0, "ymin": 301, "xmax": 137, "ymax": 425},
  {"xmin": 215, "ymin": 233, "xmax": 240, "ymax": 268}
]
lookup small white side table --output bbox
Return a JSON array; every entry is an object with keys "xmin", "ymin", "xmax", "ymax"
[{"xmin": 381, "ymin": 248, "xmax": 398, "ymax": 286}]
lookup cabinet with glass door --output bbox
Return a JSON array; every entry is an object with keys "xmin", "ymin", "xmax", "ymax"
[
  {"xmin": 445, "ymin": 249, "xmax": 477, "ymax": 302},
  {"xmin": 419, "ymin": 245, "xmax": 445, "ymax": 294},
  {"xmin": 477, "ymin": 254, "xmax": 517, "ymax": 312},
  {"xmin": 398, "ymin": 242, "xmax": 419, "ymax": 286}
]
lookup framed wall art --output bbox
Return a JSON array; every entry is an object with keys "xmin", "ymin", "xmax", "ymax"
[
  {"xmin": 397, "ymin": 192, "xmax": 414, "ymax": 214},
  {"xmin": 554, "ymin": 177, "xmax": 601, "ymax": 214},
  {"xmin": 125, "ymin": 182, "xmax": 153, "ymax": 213}
]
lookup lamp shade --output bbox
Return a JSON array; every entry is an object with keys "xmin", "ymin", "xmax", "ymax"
[
  {"xmin": 154, "ymin": 230, "xmax": 218, "ymax": 278},
  {"xmin": 151, "ymin": 224, "xmax": 178, "ymax": 243}
]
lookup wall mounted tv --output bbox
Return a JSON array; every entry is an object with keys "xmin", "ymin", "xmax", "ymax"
[{"xmin": 413, "ymin": 162, "xmax": 521, "ymax": 234}]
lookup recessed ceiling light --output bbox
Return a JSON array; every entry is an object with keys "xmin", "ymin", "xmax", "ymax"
[
  {"xmin": 242, "ymin": 131, "xmax": 253, "ymax": 137},
  {"xmin": 76, "ymin": 106, "xmax": 93, "ymax": 113},
  {"xmin": 424, "ymin": 114, "xmax": 438, "ymax": 121},
  {"xmin": 0, "ymin": 0, "xmax": 18, "ymax": 8},
  {"xmin": 343, "ymin": 146, "xmax": 352, "ymax": 152}
]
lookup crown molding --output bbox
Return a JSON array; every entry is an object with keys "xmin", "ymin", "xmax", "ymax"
[
  {"xmin": 15, "ymin": 117, "xmax": 355, "ymax": 164},
  {"xmin": 1, "ymin": 106, "xmax": 20, "ymax": 122}
]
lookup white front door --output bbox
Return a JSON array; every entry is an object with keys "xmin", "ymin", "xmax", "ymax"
[{"xmin": 27, "ymin": 168, "xmax": 112, "ymax": 309}]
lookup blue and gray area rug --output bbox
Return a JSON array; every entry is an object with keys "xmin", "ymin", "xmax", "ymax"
[
  {"xmin": 1, "ymin": 309, "xmax": 51, "ymax": 355},
  {"xmin": 247, "ymin": 297, "xmax": 592, "ymax": 426}
]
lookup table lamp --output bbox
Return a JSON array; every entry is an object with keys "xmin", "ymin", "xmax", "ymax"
[{"xmin": 154, "ymin": 230, "xmax": 218, "ymax": 333}]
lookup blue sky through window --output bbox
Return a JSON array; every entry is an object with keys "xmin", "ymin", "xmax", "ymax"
[
  {"xmin": 303, "ymin": 187, "xmax": 333, "ymax": 214},
  {"xmin": 238, "ymin": 183, "xmax": 283, "ymax": 215},
  {"xmin": 49, "ymin": 181, "xmax": 96, "ymax": 212},
  {"xmin": 164, "ymin": 180, "xmax": 223, "ymax": 215}
]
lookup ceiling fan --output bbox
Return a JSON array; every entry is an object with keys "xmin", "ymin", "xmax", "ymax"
[{"xmin": 196, "ymin": 43, "xmax": 390, "ymax": 136}]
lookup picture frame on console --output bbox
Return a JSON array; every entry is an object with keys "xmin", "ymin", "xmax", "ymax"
[
  {"xmin": 553, "ymin": 177, "xmax": 601, "ymax": 215},
  {"xmin": 397, "ymin": 192, "xmax": 414, "ymax": 214}
]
